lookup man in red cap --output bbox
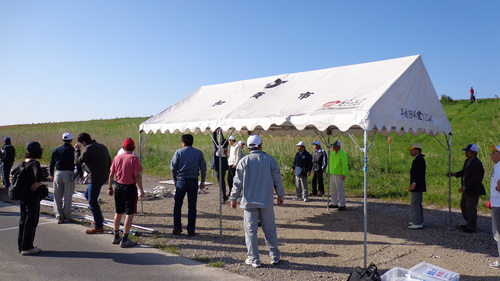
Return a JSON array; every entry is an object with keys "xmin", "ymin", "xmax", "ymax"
[{"xmin": 108, "ymin": 138, "xmax": 145, "ymax": 247}]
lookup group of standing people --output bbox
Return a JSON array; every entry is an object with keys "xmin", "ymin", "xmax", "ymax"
[
  {"xmin": 5, "ymin": 131, "xmax": 500, "ymax": 269},
  {"xmin": 7, "ymin": 132, "xmax": 146, "ymax": 255},
  {"xmin": 407, "ymin": 141, "xmax": 500, "ymax": 268},
  {"xmin": 291, "ymin": 140, "xmax": 349, "ymax": 210},
  {"xmin": 171, "ymin": 133, "xmax": 284, "ymax": 267}
]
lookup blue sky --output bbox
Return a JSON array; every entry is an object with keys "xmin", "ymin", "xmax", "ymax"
[{"xmin": 1, "ymin": 1, "xmax": 498, "ymax": 126}]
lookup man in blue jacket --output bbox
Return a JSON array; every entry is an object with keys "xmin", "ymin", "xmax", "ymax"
[{"xmin": 291, "ymin": 141, "xmax": 312, "ymax": 202}]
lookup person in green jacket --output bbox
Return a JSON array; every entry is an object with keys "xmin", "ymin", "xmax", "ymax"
[{"xmin": 327, "ymin": 141, "xmax": 348, "ymax": 211}]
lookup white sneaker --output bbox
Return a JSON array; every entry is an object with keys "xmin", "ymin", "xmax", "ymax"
[
  {"xmin": 270, "ymin": 255, "xmax": 280, "ymax": 265},
  {"xmin": 408, "ymin": 224, "xmax": 424, "ymax": 229},
  {"xmin": 21, "ymin": 247, "xmax": 42, "ymax": 255},
  {"xmin": 489, "ymin": 260, "xmax": 500, "ymax": 268},
  {"xmin": 245, "ymin": 258, "xmax": 261, "ymax": 268}
]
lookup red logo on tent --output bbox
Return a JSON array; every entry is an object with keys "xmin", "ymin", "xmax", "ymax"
[{"xmin": 323, "ymin": 101, "xmax": 341, "ymax": 108}]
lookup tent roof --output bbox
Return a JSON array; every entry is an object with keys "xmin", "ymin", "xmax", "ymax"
[{"xmin": 140, "ymin": 55, "xmax": 451, "ymax": 137}]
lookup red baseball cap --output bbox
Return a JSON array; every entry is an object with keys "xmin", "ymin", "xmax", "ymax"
[{"xmin": 122, "ymin": 138, "xmax": 135, "ymax": 149}]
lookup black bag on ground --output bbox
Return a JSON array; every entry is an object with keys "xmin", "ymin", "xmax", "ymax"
[
  {"xmin": 347, "ymin": 263, "xmax": 381, "ymax": 281},
  {"xmin": 9, "ymin": 162, "xmax": 29, "ymax": 200}
]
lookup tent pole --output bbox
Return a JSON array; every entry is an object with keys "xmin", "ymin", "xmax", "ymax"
[
  {"xmin": 327, "ymin": 133, "xmax": 331, "ymax": 211},
  {"xmin": 447, "ymin": 133, "xmax": 453, "ymax": 230},
  {"xmin": 363, "ymin": 130, "xmax": 368, "ymax": 268},
  {"xmin": 218, "ymin": 128, "xmax": 223, "ymax": 237}
]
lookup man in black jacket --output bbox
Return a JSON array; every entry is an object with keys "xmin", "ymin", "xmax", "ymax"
[
  {"xmin": 447, "ymin": 143, "xmax": 485, "ymax": 233},
  {"xmin": 75, "ymin": 133, "xmax": 111, "ymax": 234},
  {"xmin": 407, "ymin": 143, "xmax": 426, "ymax": 229},
  {"xmin": 1, "ymin": 137, "xmax": 16, "ymax": 188}
]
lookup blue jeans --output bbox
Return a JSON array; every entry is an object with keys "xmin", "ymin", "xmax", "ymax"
[
  {"xmin": 173, "ymin": 178, "xmax": 198, "ymax": 233},
  {"xmin": 84, "ymin": 182, "xmax": 104, "ymax": 229}
]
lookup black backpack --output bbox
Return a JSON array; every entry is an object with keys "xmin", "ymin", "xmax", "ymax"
[{"xmin": 9, "ymin": 162, "xmax": 30, "ymax": 200}]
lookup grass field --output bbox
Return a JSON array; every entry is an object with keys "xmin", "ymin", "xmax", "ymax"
[{"xmin": 1, "ymin": 98, "xmax": 499, "ymax": 211}]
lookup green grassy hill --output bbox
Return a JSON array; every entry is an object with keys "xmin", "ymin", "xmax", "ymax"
[{"xmin": 1, "ymin": 98, "xmax": 499, "ymax": 210}]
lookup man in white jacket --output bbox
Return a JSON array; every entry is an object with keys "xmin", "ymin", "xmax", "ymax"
[
  {"xmin": 227, "ymin": 136, "xmax": 243, "ymax": 197},
  {"xmin": 489, "ymin": 144, "xmax": 500, "ymax": 269},
  {"xmin": 230, "ymin": 135, "xmax": 285, "ymax": 268}
]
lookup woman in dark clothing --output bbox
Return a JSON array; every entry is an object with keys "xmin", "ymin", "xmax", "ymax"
[
  {"xmin": 211, "ymin": 129, "xmax": 229, "ymax": 202},
  {"xmin": 13, "ymin": 141, "xmax": 44, "ymax": 255}
]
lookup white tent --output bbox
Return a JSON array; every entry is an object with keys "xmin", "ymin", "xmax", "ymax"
[
  {"xmin": 140, "ymin": 55, "xmax": 450, "ymax": 137},
  {"xmin": 140, "ymin": 55, "xmax": 452, "ymax": 267}
]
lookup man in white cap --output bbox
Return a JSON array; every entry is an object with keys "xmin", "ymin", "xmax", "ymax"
[
  {"xmin": 407, "ymin": 143, "xmax": 426, "ymax": 229},
  {"xmin": 488, "ymin": 144, "xmax": 500, "ymax": 268},
  {"xmin": 327, "ymin": 141, "xmax": 349, "ymax": 211},
  {"xmin": 50, "ymin": 132, "xmax": 78, "ymax": 223},
  {"xmin": 291, "ymin": 141, "xmax": 313, "ymax": 202},
  {"xmin": 238, "ymin": 140, "xmax": 245, "ymax": 150},
  {"xmin": 446, "ymin": 143, "xmax": 485, "ymax": 233},
  {"xmin": 230, "ymin": 135, "xmax": 285, "ymax": 268},
  {"xmin": 227, "ymin": 136, "xmax": 243, "ymax": 196}
]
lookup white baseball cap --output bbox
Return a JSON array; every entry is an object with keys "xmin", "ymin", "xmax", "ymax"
[
  {"xmin": 296, "ymin": 141, "xmax": 306, "ymax": 147},
  {"xmin": 490, "ymin": 144, "xmax": 500, "ymax": 152},
  {"xmin": 228, "ymin": 136, "xmax": 236, "ymax": 141},
  {"xmin": 407, "ymin": 143, "xmax": 422, "ymax": 150},
  {"xmin": 238, "ymin": 140, "xmax": 245, "ymax": 145},
  {"xmin": 62, "ymin": 132, "xmax": 73, "ymax": 141},
  {"xmin": 247, "ymin": 135, "xmax": 262, "ymax": 148}
]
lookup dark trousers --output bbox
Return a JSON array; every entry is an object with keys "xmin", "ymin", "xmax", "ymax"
[
  {"xmin": 311, "ymin": 170, "xmax": 324, "ymax": 194},
  {"xmin": 227, "ymin": 166, "xmax": 236, "ymax": 194},
  {"xmin": 460, "ymin": 192, "xmax": 479, "ymax": 231},
  {"xmin": 173, "ymin": 178, "xmax": 199, "ymax": 233},
  {"xmin": 2, "ymin": 161, "xmax": 14, "ymax": 187},
  {"xmin": 18, "ymin": 194, "xmax": 40, "ymax": 251},
  {"xmin": 84, "ymin": 182, "xmax": 104, "ymax": 229},
  {"xmin": 216, "ymin": 170, "xmax": 227, "ymax": 200}
]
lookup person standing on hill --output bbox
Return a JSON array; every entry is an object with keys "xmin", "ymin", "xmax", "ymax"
[
  {"xmin": 171, "ymin": 134, "xmax": 206, "ymax": 237},
  {"xmin": 230, "ymin": 135, "xmax": 285, "ymax": 268},
  {"xmin": 310, "ymin": 141, "xmax": 327, "ymax": 197},
  {"xmin": 291, "ymin": 141, "xmax": 313, "ymax": 202},
  {"xmin": 2, "ymin": 137, "xmax": 16, "ymax": 188},
  {"xmin": 470, "ymin": 87, "xmax": 476, "ymax": 103},
  {"xmin": 488, "ymin": 144, "xmax": 500, "ymax": 268},
  {"xmin": 75, "ymin": 132, "xmax": 111, "ymax": 234},
  {"xmin": 407, "ymin": 143, "xmax": 426, "ymax": 229},
  {"xmin": 108, "ymin": 138, "xmax": 145, "ymax": 248},
  {"xmin": 327, "ymin": 141, "xmax": 349, "ymax": 211},
  {"xmin": 446, "ymin": 143, "xmax": 485, "ymax": 233},
  {"xmin": 50, "ymin": 132, "xmax": 78, "ymax": 224}
]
